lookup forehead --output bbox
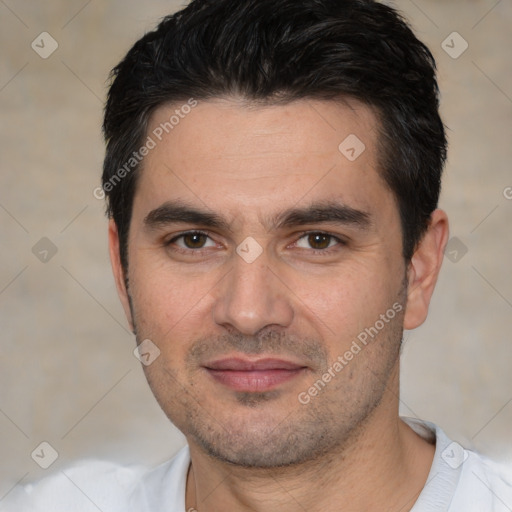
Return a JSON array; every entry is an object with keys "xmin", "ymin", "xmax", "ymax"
[{"xmin": 133, "ymin": 97, "xmax": 394, "ymax": 228}]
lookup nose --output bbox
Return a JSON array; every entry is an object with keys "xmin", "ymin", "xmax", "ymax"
[{"xmin": 212, "ymin": 250, "xmax": 294, "ymax": 336}]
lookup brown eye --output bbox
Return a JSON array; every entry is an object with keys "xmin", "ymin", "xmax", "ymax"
[
  {"xmin": 181, "ymin": 232, "xmax": 208, "ymax": 248},
  {"xmin": 167, "ymin": 231, "xmax": 215, "ymax": 251},
  {"xmin": 307, "ymin": 233, "xmax": 332, "ymax": 250},
  {"xmin": 294, "ymin": 232, "xmax": 344, "ymax": 253}
]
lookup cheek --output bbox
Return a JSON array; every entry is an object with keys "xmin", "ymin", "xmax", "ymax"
[
  {"xmin": 286, "ymin": 262, "xmax": 398, "ymax": 344},
  {"xmin": 128, "ymin": 255, "xmax": 215, "ymax": 341}
]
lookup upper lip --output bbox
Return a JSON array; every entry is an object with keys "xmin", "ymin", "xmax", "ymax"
[{"xmin": 204, "ymin": 357, "xmax": 306, "ymax": 371}]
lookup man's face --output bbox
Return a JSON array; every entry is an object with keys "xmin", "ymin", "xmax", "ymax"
[{"xmin": 115, "ymin": 98, "xmax": 410, "ymax": 467}]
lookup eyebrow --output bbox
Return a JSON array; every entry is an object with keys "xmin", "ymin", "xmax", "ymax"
[
  {"xmin": 143, "ymin": 200, "xmax": 372, "ymax": 232},
  {"xmin": 272, "ymin": 201, "xmax": 371, "ymax": 231},
  {"xmin": 144, "ymin": 201, "xmax": 232, "ymax": 232}
]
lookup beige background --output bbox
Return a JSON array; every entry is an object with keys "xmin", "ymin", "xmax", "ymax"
[{"xmin": 0, "ymin": 0, "xmax": 511, "ymax": 496}]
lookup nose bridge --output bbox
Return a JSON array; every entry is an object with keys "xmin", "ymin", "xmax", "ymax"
[{"xmin": 212, "ymin": 249, "xmax": 294, "ymax": 335}]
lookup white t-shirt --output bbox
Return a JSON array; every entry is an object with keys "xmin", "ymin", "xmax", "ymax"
[{"xmin": 2, "ymin": 417, "xmax": 511, "ymax": 511}]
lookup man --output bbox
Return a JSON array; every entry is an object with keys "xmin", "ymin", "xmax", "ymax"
[{"xmin": 4, "ymin": 0, "xmax": 512, "ymax": 510}]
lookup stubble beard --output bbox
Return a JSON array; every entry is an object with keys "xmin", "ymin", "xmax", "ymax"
[
  {"xmin": 136, "ymin": 315, "xmax": 404, "ymax": 470},
  {"xmin": 128, "ymin": 268, "xmax": 408, "ymax": 469}
]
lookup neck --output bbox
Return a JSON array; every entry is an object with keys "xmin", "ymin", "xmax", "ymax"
[{"xmin": 185, "ymin": 369, "xmax": 435, "ymax": 512}]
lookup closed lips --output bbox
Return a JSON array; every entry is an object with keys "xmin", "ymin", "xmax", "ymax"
[{"xmin": 204, "ymin": 358, "xmax": 306, "ymax": 371}]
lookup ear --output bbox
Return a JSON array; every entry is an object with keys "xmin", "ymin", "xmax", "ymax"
[
  {"xmin": 403, "ymin": 209, "xmax": 449, "ymax": 330},
  {"xmin": 108, "ymin": 219, "xmax": 135, "ymax": 332}
]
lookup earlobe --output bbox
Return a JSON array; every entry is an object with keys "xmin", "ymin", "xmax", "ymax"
[
  {"xmin": 108, "ymin": 219, "xmax": 135, "ymax": 332},
  {"xmin": 403, "ymin": 209, "xmax": 449, "ymax": 330}
]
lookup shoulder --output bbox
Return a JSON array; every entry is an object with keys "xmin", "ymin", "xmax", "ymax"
[
  {"xmin": 402, "ymin": 416, "xmax": 512, "ymax": 511},
  {"xmin": 452, "ymin": 451, "xmax": 512, "ymax": 511},
  {"xmin": 0, "ymin": 459, "xmax": 146, "ymax": 512},
  {"xmin": 0, "ymin": 447, "xmax": 190, "ymax": 512}
]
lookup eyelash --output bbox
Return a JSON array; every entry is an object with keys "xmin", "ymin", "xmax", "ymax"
[{"xmin": 164, "ymin": 230, "xmax": 347, "ymax": 256}]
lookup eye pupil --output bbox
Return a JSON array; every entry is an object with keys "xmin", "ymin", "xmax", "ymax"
[
  {"xmin": 308, "ymin": 233, "xmax": 330, "ymax": 249},
  {"xmin": 184, "ymin": 233, "xmax": 206, "ymax": 248}
]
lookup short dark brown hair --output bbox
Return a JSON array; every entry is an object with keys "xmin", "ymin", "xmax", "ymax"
[{"xmin": 102, "ymin": 0, "xmax": 446, "ymax": 269}]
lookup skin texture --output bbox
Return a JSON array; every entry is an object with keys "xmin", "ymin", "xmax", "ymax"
[{"xmin": 109, "ymin": 98, "xmax": 449, "ymax": 511}]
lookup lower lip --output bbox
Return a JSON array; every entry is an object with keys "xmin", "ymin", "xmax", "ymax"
[{"xmin": 205, "ymin": 368, "xmax": 305, "ymax": 392}]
